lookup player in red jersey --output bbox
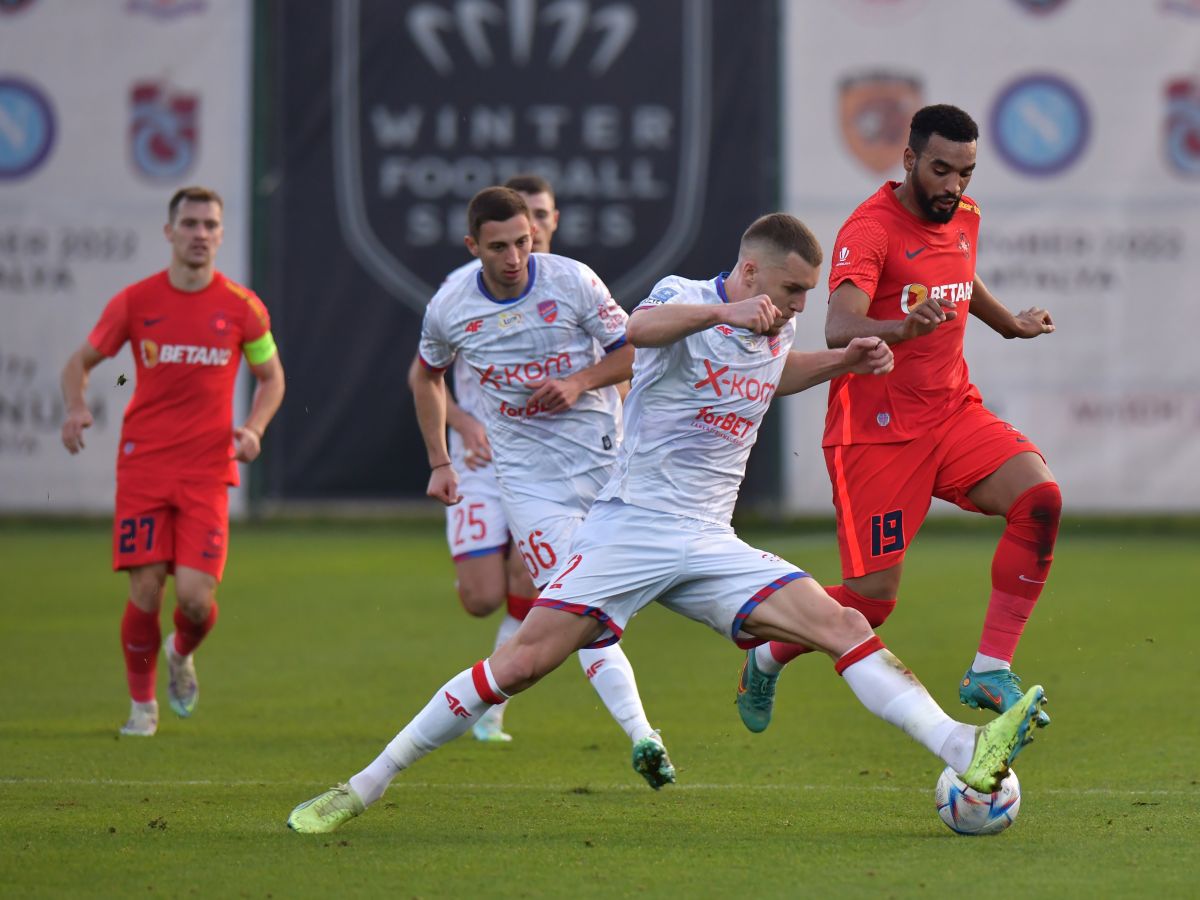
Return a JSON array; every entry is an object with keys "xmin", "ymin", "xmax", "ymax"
[
  {"xmin": 60, "ymin": 186, "xmax": 285, "ymax": 737},
  {"xmin": 736, "ymin": 105, "xmax": 1060, "ymax": 732}
]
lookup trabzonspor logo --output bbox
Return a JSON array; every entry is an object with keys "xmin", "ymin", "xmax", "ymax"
[
  {"xmin": 141, "ymin": 340, "xmax": 232, "ymax": 367},
  {"xmin": 130, "ymin": 80, "xmax": 198, "ymax": 180}
]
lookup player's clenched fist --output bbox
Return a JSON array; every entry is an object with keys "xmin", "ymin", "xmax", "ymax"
[
  {"xmin": 843, "ymin": 337, "xmax": 894, "ymax": 376},
  {"xmin": 427, "ymin": 464, "xmax": 462, "ymax": 506},
  {"xmin": 724, "ymin": 294, "xmax": 782, "ymax": 334},
  {"xmin": 900, "ymin": 296, "xmax": 957, "ymax": 341},
  {"xmin": 1012, "ymin": 307, "xmax": 1054, "ymax": 338}
]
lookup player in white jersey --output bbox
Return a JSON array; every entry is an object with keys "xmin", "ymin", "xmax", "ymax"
[
  {"xmin": 416, "ymin": 186, "xmax": 663, "ymax": 775},
  {"xmin": 288, "ymin": 213, "xmax": 1049, "ymax": 835}
]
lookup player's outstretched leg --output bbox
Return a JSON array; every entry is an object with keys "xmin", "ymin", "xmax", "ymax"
[
  {"xmin": 735, "ymin": 645, "xmax": 781, "ymax": 733},
  {"xmin": 163, "ymin": 633, "xmax": 199, "ymax": 718},
  {"xmin": 473, "ymin": 611, "xmax": 521, "ymax": 743},
  {"xmin": 960, "ymin": 684, "xmax": 1045, "ymax": 792},
  {"xmin": 960, "ymin": 666, "xmax": 1050, "ymax": 728},
  {"xmin": 287, "ymin": 608, "xmax": 595, "ymax": 834}
]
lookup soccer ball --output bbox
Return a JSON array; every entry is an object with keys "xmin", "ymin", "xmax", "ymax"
[{"xmin": 934, "ymin": 766, "xmax": 1021, "ymax": 835}]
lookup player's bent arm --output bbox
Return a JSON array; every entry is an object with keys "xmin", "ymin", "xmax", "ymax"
[
  {"xmin": 968, "ymin": 274, "xmax": 1054, "ymax": 339},
  {"xmin": 826, "ymin": 281, "xmax": 908, "ymax": 348},
  {"xmin": 60, "ymin": 342, "xmax": 106, "ymax": 453},
  {"xmin": 566, "ymin": 341, "xmax": 634, "ymax": 392},
  {"xmin": 777, "ymin": 338, "xmax": 894, "ymax": 397},
  {"xmin": 411, "ymin": 360, "xmax": 452, "ymax": 468},
  {"xmin": 234, "ymin": 352, "xmax": 285, "ymax": 463},
  {"xmin": 626, "ymin": 303, "xmax": 731, "ymax": 347}
]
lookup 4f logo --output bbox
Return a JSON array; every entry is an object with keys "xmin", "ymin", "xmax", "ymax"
[
  {"xmin": 444, "ymin": 691, "xmax": 473, "ymax": 718},
  {"xmin": 584, "ymin": 659, "xmax": 605, "ymax": 679}
]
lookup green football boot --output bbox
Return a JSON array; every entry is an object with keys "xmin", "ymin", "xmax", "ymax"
[
  {"xmin": 632, "ymin": 732, "xmax": 676, "ymax": 790},
  {"xmin": 735, "ymin": 648, "xmax": 779, "ymax": 733},
  {"xmin": 960, "ymin": 684, "xmax": 1046, "ymax": 793},
  {"xmin": 960, "ymin": 666, "xmax": 1050, "ymax": 728},
  {"xmin": 287, "ymin": 784, "xmax": 365, "ymax": 834},
  {"xmin": 163, "ymin": 634, "xmax": 199, "ymax": 719}
]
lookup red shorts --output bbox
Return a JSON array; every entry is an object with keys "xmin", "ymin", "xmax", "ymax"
[
  {"xmin": 112, "ymin": 476, "xmax": 230, "ymax": 579},
  {"xmin": 824, "ymin": 400, "xmax": 1044, "ymax": 579}
]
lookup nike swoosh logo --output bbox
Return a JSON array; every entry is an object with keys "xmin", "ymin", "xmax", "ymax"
[
  {"xmin": 1018, "ymin": 574, "xmax": 1047, "ymax": 584},
  {"xmin": 143, "ymin": 317, "xmax": 167, "ymax": 327},
  {"xmin": 905, "ymin": 247, "xmax": 927, "ymax": 259},
  {"xmin": 979, "ymin": 684, "xmax": 1003, "ymax": 706}
]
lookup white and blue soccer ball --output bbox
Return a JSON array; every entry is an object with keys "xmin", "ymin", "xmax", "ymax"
[{"xmin": 935, "ymin": 766, "xmax": 1021, "ymax": 835}]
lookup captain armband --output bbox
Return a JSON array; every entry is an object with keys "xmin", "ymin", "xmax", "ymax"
[{"xmin": 243, "ymin": 331, "xmax": 278, "ymax": 365}]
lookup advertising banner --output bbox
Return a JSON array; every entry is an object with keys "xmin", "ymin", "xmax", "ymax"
[
  {"xmin": 0, "ymin": 0, "xmax": 252, "ymax": 513},
  {"xmin": 782, "ymin": 0, "xmax": 1200, "ymax": 512}
]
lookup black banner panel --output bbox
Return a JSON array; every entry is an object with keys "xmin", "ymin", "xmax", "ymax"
[{"xmin": 259, "ymin": 0, "xmax": 779, "ymax": 501}]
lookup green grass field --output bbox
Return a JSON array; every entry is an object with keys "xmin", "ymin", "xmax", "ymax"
[{"xmin": 1, "ymin": 519, "xmax": 1197, "ymax": 898}]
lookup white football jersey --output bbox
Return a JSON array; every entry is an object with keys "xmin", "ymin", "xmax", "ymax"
[
  {"xmin": 420, "ymin": 254, "xmax": 628, "ymax": 485},
  {"xmin": 597, "ymin": 274, "xmax": 795, "ymax": 526}
]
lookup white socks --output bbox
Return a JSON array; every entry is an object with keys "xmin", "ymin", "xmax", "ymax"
[
  {"xmin": 478, "ymin": 614, "xmax": 523, "ymax": 730},
  {"xmin": 349, "ymin": 662, "xmax": 508, "ymax": 807},
  {"xmin": 840, "ymin": 647, "xmax": 975, "ymax": 774},
  {"xmin": 753, "ymin": 643, "xmax": 784, "ymax": 675},
  {"xmin": 972, "ymin": 652, "xmax": 1010, "ymax": 672},
  {"xmin": 577, "ymin": 644, "xmax": 655, "ymax": 743}
]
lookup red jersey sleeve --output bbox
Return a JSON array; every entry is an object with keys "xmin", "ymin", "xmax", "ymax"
[
  {"xmin": 87, "ymin": 288, "xmax": 131, "ymax": 357},
  {"xmin": 828, "ymin": 217, "xmax": 890, "ymax": 298},
  {"xmin": 222, "ymin": 278, "xmax": 271, "ymax": 342}
]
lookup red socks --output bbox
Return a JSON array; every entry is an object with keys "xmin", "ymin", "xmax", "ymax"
[
  {"xmin": 506, "ymin": 594, "xmax": 535, "ymax": 621},
  {"xmin": 768, "ymin": 584, "xmax": 897, "ymax": 665},
  {"xmin": 121, "ymin": 601, "xmax": 160, "ymax": 703},
  {"xmin": 979, "ymin": 481, "xmax": 1062, "ymax": 660},
  {"xmin": 173, "ymin": 602, "xmax": 218, "ymax": 657}
]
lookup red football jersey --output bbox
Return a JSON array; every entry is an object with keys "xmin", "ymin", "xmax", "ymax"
[
  {"xmin": 824, "ymin": 181, "xmax": 983, "ymax": 446},
  {"xmin": 88, "ymin": 270, "xmax": 271, "ymax": 484}
]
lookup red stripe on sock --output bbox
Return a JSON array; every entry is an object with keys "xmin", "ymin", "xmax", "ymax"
[
  {"xmin": 471, "ymin": 660, "xmax": 506, "ymax": 705},
  {"xmin": 506, "ymin": 594, "xmax": 535, "ymax": 621},
  {"xmin": 834, "ymin": 635, "xmax": 885, "ymax": 676}
]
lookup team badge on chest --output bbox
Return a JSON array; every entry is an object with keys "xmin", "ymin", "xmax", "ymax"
[{"xmin": 537, "ymin": 300, "xmax": 559, "ymax": 323}]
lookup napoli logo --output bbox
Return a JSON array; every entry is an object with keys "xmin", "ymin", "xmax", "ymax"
[
  {"xmin": 537, "ymin": 299, "xmax": 558, "ymax": 323},
  {"xmin": 1165, "ymin": 79, "xmax": 1200, "ymax": 176},
  {"xmin": 839, "ymin": 70, "xmax": 923, "ymax": 174},
  {"xmin": 333, "ymin": 0, "xmax": 712, "ymax": 314},
  {"xmin": 991, "ymin": 74, "xmax": 1089, "ymax": 176},
  {"xmin": 130, "ymin": 80, "xmax": 199, "ymax": 180},
  {"xmin": 0, "ymin": 77, "xmax": 56, "ymax": 180}
]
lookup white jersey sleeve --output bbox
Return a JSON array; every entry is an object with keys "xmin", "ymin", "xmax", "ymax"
[{"xmin": 597, "ymin": 274, "xmax": 796, "ymax": 526}]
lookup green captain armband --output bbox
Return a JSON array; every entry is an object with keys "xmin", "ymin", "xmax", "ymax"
[{"xmin": 243, "ymin": 331, "xmax": 278, "ymax": 365}]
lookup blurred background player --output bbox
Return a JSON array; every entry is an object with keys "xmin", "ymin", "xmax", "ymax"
[
  {"xmin": 285, "ymin": 212, "xmax": 1047, "ymax": 835},
  {"xmin": 737, "ymin": 105, "xmax": 1059, "ymax": 733},
  {"xmin": 60, "ymin": 186, "xmax": 285, "ymax": 737},
  {"xmin": 412, "ymin": 174, "xmax": 558, "ymax": 742},
  {"xmin": 404, "ymin": 186, "xmax": 664, "ymax": 765}
]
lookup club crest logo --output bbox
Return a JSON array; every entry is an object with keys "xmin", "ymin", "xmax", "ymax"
[
  {"xmin": 130, "ymin": 80, "xmax": 199, "ymax": 180},
  {"xmin": 0, "ymin": 0, "xmax": 37, "ymax": 14},
  {"xmin": 839, "ymin": 71, "xmax": 923, "ymax": 174},
  {"xmin": 1165, "ymin": 79, "xmax": 1200, "ymax": 176},
  {"xmin": 209, "ymin": 311, "xmax": 231, "ymax": 336},
  {"xmin": 876, "ymin": 412, "xmax": 891, "ymax": 427},
  {"xmin": 991, "ymin": 73, "xmax": 1089, "ymax": 177},
  {"xmin": 768, "ymin": 335, "xmax": 781, "ymax": 357},
  {"xmin": 537, "ymin": 299, "xmax": 559, "ymax": 323},
  {"xmin": 333, "ymin": 0, "xmax": 712, "ymax": 313},
  {"xmin": 0, "ymin": 77, "xmax": 56, "ymax": 180},
  {"xmin": 957, "ymin": 230, "xmax": 971, "ymax": 257}
]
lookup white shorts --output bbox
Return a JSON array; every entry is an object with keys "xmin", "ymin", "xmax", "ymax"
[
  {"xmin": 444, "ymin": 459, "xmax": 509, "ymax": 561},
  {"xmin": 499, "ymin": 465, "xmax": 611, "ymax": 589},
  {"xmin": 535, "ymin": 500, "xmax": 809, "ymax": 648}
]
